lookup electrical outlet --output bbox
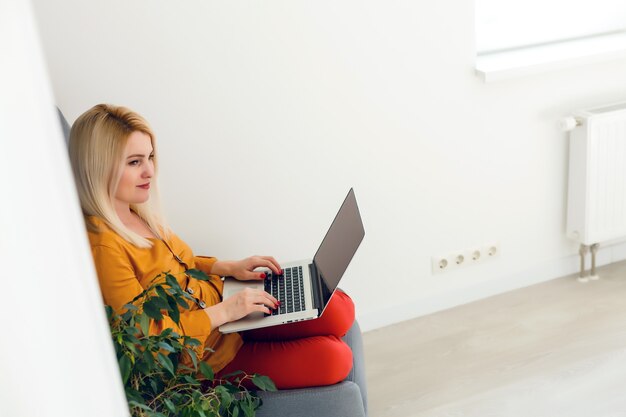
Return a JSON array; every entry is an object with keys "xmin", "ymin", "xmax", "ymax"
[{"xmin": 431, "ymin": 242, "xmax": 500, "ymax": 274}]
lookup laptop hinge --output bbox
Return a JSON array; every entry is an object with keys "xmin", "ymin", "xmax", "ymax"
[{"xmin": 309, "ymin": 262, "xmax": 323, "ymax": 314}]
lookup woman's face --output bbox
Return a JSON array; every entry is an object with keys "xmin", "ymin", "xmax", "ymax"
[{"xmin": 114, "ymin": 130, "xmax": 155, "ymax": 208}]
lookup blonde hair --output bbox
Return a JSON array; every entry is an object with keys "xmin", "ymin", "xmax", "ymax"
[{"xmin": 68, "ymin": 104, "xmax": 169, "ymax": 248}]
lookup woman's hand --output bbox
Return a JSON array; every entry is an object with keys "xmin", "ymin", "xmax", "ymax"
[
  {"xmin": 212, "ymin": 256, "xmax": 282, "ymax": 281},
  {"xmin": 204, "ymin": 288, "xmax": 279, "ymax": 330}
]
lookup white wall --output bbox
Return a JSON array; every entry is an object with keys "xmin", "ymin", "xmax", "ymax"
[
  {"xmin": 32, "ymin": 0, "xmax": 626, "ymax": 332},
  {"xmin": 0, "ymin": 1, "xmax": 128, "ymax": 416}
]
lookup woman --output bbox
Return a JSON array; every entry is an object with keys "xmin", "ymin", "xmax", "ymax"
[{"xmin": 68, "ymin": 104, "xmax": 355, "ymax": 389}]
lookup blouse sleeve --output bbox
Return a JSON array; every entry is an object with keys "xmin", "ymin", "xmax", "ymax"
[
  {"xmin": 91, "ymin": 244, "xmax": 213, "ymax": 340},
  {"xmin": 193, "ymin": 255, "xmax": 218, "ymax": 274},
  {"xmin": 193, "ymin": 256, "xmax": 225, "ymax": 296}
]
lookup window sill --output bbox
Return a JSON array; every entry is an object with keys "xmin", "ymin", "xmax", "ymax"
[{"xmin": 475, "ymin": 32, "xmax": 626, "ymax": 83}]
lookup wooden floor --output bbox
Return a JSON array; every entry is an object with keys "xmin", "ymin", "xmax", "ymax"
[{"xmin": 363, "ymin": 260, "xmax": 626, "ymax": 417}]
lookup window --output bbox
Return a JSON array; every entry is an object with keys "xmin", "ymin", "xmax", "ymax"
[
  {"xmin": 476, "ymin": 0, "xmax": 626, "ymax": 53},
  {"xmin": 475, "ymin": 0, "xmax": 626, "ymax": 81}
]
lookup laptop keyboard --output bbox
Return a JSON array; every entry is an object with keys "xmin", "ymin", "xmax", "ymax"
[{"xmin": 264, "ymin": 266, "xmax": 306, "ymax": 316}]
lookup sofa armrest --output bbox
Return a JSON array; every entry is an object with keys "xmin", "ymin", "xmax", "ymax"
[
  {"xmin": 343, "ymin": 320, "xmax": 368, "ymax": 415},
  {"xmin": 256, "ymin": 381, "xmax": 365, "ymax": 417},
  {"xmin": 255, "ymin": 320, "xmax": 368, "ymax": 417}
]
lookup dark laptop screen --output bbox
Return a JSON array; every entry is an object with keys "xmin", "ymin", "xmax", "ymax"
[{"xmin": 313, "ymin": 188, "xmax": 365, "ymax": 311}]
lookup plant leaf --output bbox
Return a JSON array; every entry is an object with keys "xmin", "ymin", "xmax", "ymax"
[
  {"xmin": 175, "ymin": 296, "xmax": 190, "ymax": 310},
  {"xmin": 123, "ymin": 303, "xmax": 139, "ymax": 311},
  {"xmin": 138, "ymin": 313, "xmax": 150, "ymax": 337},
  {"xmin": 183, "ymin": 349, "xmax": 197, "ymax": 372},
  {"xmin": 124, "ymin": 326, "xmax": 140, "ymax": 335},
  {"xmin": 163, "ymin": 398, "xmax": 176, "ymax": 413},
  {"xmin": 125, "ymin": 388, "xmax": 144, "ymax": 404},
  {"xmin": 123, "ymin": 341, "xmax": 139, "ymax": 356},
  {"xmin": 143, "ymin": 298, "xmax": 164, "ymax": 320},
  {"xmin": 155, "ymin": 285, "xmax": 169, "ymax": 300},
  {"xmin": 215, "ymin": 386, "xmax": 232, "ymax": 407},
  {"xmin": 251, "ymin": 375, "xmax": 276, "ymax": 392},
  {"xmin": 199, "ymin": 362, "xmax": 214, "ymax": 380},
  {"xmin": 157, "ymin": 352, "xmax": 175, "ymax": 376},
  {"xmin": 121, "ymin": 310, "xmax": 133, "ymax": 322},
  {"xmin": 168, "ymin": 297, "xmax": 180, "ymax": 324},
  {"xmin": 157, "ymin": 341, "xmax": 176, "ymax": 353},
  {"xmin": 149, "ymin": 295, "xmax": 170, "ymax": 310},
  {"xmin": 160, "ymin": 328, "xmax": 173, "ymax": 338},
  {"xmin": 186, "ymin": 268, "xmax": 209, "ymax": 281},
  {"xmin": 150, "ymin": 379, "xmax": 158, "ymax": 394},
  {"xmin": 143, "ymin": 349, "xmax": 155, "ymax": 368},
  {"xmin": 220, "ymin": 370, "xmax": 244, "ymax": 380},
  {"xmin": 182, "ymin": 374, "xmax": 200, "ymax": 385},
  {"xmin": 185, "ymin": 338, "xmax": 201, "ymax": 347},
  {"xmin": 128, "ymin": 400, "xmax": 152, "ymax": 411},
  {"xmin": 119, "ymin": 354, "xmax": 132, "ymax": 384},
  {"xmin": 105, "ymin": 305, "xmax": 114, "ymax": 318},
  {"xmin": 242, "ymin": 399, "xmax": 256, "ymax": 417},
  {"xmin": 165, "ymin": 274, "xmax": 181, "ymax": 291}
]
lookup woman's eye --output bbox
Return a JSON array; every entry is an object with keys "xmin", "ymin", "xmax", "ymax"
[
  {"xmin": 149, "ymin": 154, "xmax": 155, "ymax": 160},
  {"xmin": 129, "ymin": 160, "xmax": 140, "ymax": 166}
]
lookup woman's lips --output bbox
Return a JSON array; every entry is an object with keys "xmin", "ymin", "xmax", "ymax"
[{"xmin": 138, "ymin": 183, "xmax": 150, "ymax": 190}]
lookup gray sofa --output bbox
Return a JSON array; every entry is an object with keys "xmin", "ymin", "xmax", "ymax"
[
  {"xmin": 256, "ymin": 320, "xmax": 368, "ymax": 417},
  {"xmin": 57, "ymin": 108, "xmax": 368, "ymax": 417}
]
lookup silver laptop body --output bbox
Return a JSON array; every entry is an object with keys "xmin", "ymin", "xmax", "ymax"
[{"xmin": 219, "ymin": 188, "xmax": 364, "ymax": 334}]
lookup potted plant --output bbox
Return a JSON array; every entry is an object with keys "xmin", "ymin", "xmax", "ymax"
[{"xmin": 106, "ymin": 269, "xmax": 275, "ymax": 417}]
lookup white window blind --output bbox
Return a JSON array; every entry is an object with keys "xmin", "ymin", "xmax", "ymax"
[{"xmin": 476, "ymin": 0, "xmax": 626, "ymax": 54}]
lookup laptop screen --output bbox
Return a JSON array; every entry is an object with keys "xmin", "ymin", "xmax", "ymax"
[{"xmin": 313, "ymin": 188, "xmax": 365, "ymax": 311}]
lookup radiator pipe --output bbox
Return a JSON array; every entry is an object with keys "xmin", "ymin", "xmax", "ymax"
[
  {"xmin": 589, "ymin": 243, "xmax": 599, "ymax": 280},
  {"xmin": 578, "ymin": 244, "xmax": 589, "ymax": 283}
]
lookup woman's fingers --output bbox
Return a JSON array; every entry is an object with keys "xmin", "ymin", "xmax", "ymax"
[
  {"xmin": 257, "ymin": 256, "xmax": 282, "ymax": 274},
  {"xmin": 240, "ymin": 288, "xmax": 279, "ymax": 310},
  {"xmin": 240, "ymin": 257, "xmax": 281, "ymax": 280},
  {"xmin": 242, "ymin": 269, "xmax": 265, "ymax": 281},
  {"xmin": 263, "ymin": 290, "xmax": 280, "ymax": 308},
  {"xmin": 248, "ymin": 257, "xmax": 281, "ymax": 275},
  {"xmin": 222, "ymin": 288, "xmax": 281, "ymax": 323},
  {"xmin": 251, "ymin": 290, "xmax": 279, "ymax": 309},
  {"xmin": 232, "ymin": 257, "xmax": 280, "ymax": 280},
  {"xmin": 244, "ymin": 299, "xmax": 272, "ymax": 315}
]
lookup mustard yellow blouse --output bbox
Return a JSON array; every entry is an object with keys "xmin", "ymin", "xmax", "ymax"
[{"xmin": 87, "ymin": 216, "xmax": 242, "ymax": 372}]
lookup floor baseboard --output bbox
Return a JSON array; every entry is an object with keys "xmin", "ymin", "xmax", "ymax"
[{"xmin": 359, "ymin": 241, "xmax": 626, "ymax": 332}]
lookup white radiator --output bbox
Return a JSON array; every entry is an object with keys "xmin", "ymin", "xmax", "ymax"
[{"xmin": 564, "ymin": 102, "xmax": 626, "ymax": 246}]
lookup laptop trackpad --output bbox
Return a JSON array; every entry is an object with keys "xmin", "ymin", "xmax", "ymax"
[{"xmin": 222, "ymin": 278, "xmax": 265, "ymax": 319}]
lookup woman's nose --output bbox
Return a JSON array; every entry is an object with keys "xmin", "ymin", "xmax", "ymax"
[{"xmin": 143, "ymin": 161, "xmax": 154, "ymax": 178}]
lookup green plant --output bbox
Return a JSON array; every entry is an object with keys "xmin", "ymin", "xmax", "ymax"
[{"xmin": 106, "ymin": 269, "xmax": 276, "ymax": 417}]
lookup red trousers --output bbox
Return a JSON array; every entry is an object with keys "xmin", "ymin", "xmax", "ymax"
[{"xmin": 218, "ymin": 291, "xmax": 355, "ymax": 390}]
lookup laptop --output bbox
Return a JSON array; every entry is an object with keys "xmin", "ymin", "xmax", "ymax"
[{"xmin": 219, "ymin": 188, "xmax": 365, "ymax": 333}]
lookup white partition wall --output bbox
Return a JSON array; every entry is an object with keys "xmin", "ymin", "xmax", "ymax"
[
  {"xmin": 31, "ymin": 0, "xmax": 626, "ymax": 333},
  {"xmin": 0, "ymin": 1, "xmax": 129, "ymax": 416}
]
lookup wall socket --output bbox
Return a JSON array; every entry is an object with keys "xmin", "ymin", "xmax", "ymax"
[{"xmin": 431, "ymin": 243, "xmax": 500, "ymax": 274}]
